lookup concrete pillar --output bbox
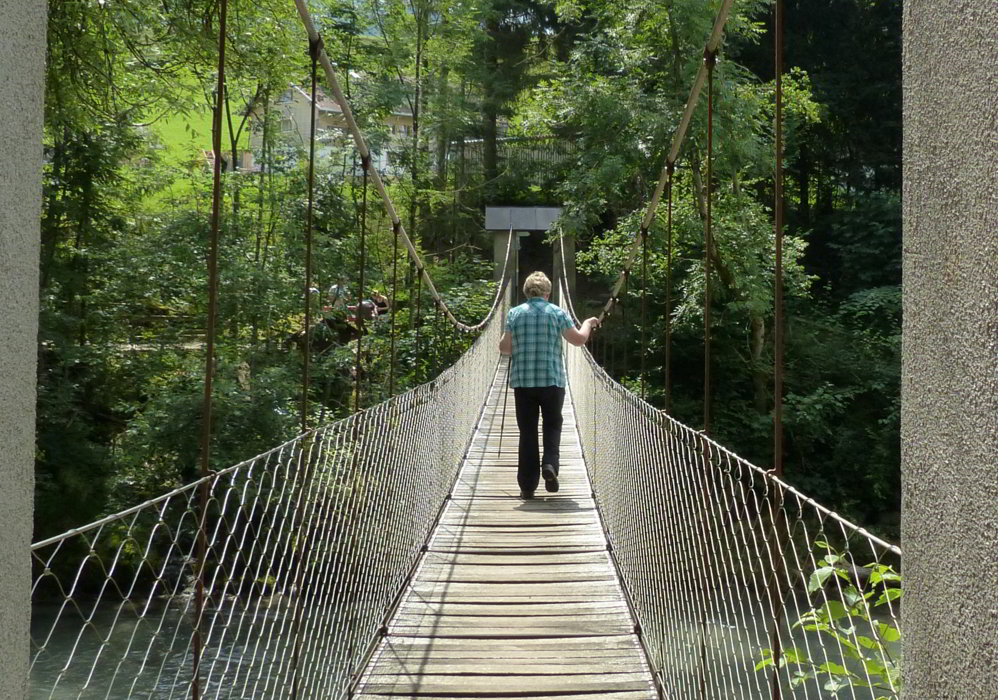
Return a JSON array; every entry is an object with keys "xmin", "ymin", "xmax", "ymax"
[
  {"xmin": 902, "ymin": 2, "xmax": 998, "ymax": 697},
  {"xmin": 0, "ymin": 1, "xmax": 45, "ymax": 697}
]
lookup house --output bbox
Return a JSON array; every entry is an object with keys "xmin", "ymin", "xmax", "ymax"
[{"xmin": 252, "ymin": 85, "xmax": 414, "ymax": 173}]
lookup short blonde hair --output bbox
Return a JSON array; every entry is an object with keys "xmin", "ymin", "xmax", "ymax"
[{"xmin": 523, "ymin": 271, "xmax": 552, "ymax": 298}]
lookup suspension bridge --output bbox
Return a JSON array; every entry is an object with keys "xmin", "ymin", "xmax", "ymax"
[
  {"xmin": 19, "ymin": 0, "xmax": 914, "ymax": 698},
  {"xmin": 7, "ymin": 0, "xmax": 997, "ymax": 698}
]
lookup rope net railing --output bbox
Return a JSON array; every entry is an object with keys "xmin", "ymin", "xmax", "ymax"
[
  {"xmin": 559, "ymin": 280, "xmax": 902, "ymax": 700},
  {"xmin": 30, "ymin": 284, "xmax": 510, "ymax": 700}
]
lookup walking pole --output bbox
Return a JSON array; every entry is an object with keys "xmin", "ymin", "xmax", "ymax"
[{"xmin": 498, "ymin": 356, "xmax": 511, "ymax": 456}]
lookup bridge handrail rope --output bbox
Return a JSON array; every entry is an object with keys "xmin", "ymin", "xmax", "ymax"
[
  {"xmin": 291, "ymin": 0, "xmax": 504, "ymax": 334},
  {"xmin": 556, "ymin": 264, "xmax": 902, "ymax": 699},
  {"xmin": 29, "ymin": 282, "xmax": 512, "ymax": 699}
]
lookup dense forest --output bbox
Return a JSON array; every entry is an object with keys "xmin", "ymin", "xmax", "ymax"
[{"xmin": 36, "ymin": 0, "xmax": 901, "ymax": 542}]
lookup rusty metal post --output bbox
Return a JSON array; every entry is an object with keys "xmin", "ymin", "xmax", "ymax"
[{"xmin": 194, "ymin": 0, "xmax": 228, "ymax": 697}]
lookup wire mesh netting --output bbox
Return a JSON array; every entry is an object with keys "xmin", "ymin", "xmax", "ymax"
[
  {"xmin": 30, "ymin": 287, "xmax": 509, "ymax": 700},
  {"xmin": 558, "ymin": 279, "xmax": 902, "ymax": 700}
]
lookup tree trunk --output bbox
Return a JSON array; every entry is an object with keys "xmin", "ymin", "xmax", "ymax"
[
  {"xmin": 482, "ymin": 16, "xmax": 501, "ymax": 193},
  {"xmin": 408, "ymin": 7, "xmax": 426, "ymax": 329},
  {"xmin": 435, "ymin": 65, "xmax": 450, "ymax": 190},
  {"xmin": 252, "ymin": 93, "xmax": 270, "ymax": 353}
]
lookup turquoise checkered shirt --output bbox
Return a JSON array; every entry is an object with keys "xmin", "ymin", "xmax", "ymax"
[{"xmin": 506, "ymin": 297, "xmax": 575, "ymax": 388}]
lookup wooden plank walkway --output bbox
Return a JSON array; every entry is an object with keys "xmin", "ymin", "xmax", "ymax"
[{"xmin": 354, "ymin": 362, "xmax": 658, "ymax": 699}]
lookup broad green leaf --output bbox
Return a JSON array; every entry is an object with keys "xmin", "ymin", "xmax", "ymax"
[
  {"xmin": 877, "ymin": 621, "xmax": 901, "ymax": 642},
  {"xmin": 863, "ymin": 657, "xmax": 889, "ymax": 678},
  {"xmin": 818, "ymin": 661, "xmax": 849, "ymax": 675},
  {"xmin": 809, "ymin": 566, "xmax": 837, "ymax": 593},
  {"xmin": 875, "ymin": 588, "xmax": 903, "ymax": 606},
  {"xmin": 857, "ymin": 634, "xmax": 881, "ymax": 651},
  {"xmin": 844, "ymin": 588, "xmax": 865, "ymax": 606},
  {"xmin": 823, "ymin": 677, "xmax": 850, "ymax": 694},
  {"xmin": 783, "ymin": 647, "xmax": 810, "ymax": 665},
  {"xmin": 824, "ymin": 600, "xmax": 848, "ymax": 621},
  {"xmin": 790, "ymin": 670, "xmax": 812, "ymax": 687},
  {"xmin": 754, "ymin": 657, "xmax": 774, "ymax": 671}
]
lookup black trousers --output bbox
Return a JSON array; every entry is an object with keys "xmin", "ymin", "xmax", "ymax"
[{"xmin": 513, "ymin": 386, "xmax": 566, "ymax": 493}]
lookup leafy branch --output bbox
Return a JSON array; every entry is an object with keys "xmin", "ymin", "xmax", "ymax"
[{"xmin": 756, "ymin": 541, "xmax": 902, "ymax": 698}]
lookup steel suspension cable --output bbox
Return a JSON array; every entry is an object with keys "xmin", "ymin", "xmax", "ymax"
[
  {"xmin": 194, "ymin": 1, "xmax": 228, "ymax": 697},
  {"xmin": 290, "ymin": 36, "xmax": 322, "ymax": 699},
  {"xmin": 773, "ymin": 1, "xmax": 786, "ymax": 490},
  {"xmin": 389, "ymin": 221, "xmax": 400, "ymax": 394},
  {"xmin": 415, "ymin": 272, "xmax": 423, "ymax": 378},
  {"xmin": 355, "ymin": 161, "xmax": 369, "ymax": 413},
  {"xmin": 622, "ymin": 272, "xmax": 629, "ymax": 377},
  {"xmin": 291, "ymin": 0, "xmax": 494, "ymax": 333},
  {"xmin": 769, "ymin": 2, "xmax": 786, "ymax": 696},
  {"xmin": 640, "ymin": 232, "xmax": 648, "ymax": 400},
  {"xmin": 302, "ymin": 36, "xmax": 320, "ymax": 433},
  {"xmin": 665, "ymin": 164, "xmax": 674, "ymax": 413},
  {"xmin": 704, "ymin": 50, "xmax": 716, "ymax": 435},
  {"xmin": 697, "ymin": 52, "xmax": 718, "ymax": 697}
]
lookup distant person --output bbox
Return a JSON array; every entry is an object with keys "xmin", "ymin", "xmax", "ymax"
[
  {"xmin": 348, "ymin": 298, "xmax": 378, "ymax": 323},
  {"xmin": 498, "ymin": 271, "xmax": 600, "ymax": 499},
  {"xmin": 326, "ymin": 283, "xmax": 349, "ymax": 312},
  {"xmin": 371, "ymin": 290, "xmax": 391, "ymax": 315}
]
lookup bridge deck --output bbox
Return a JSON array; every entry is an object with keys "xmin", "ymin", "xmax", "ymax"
[{"xmin": 355, "ymin": 362, "xmax": 657, "ymax": 699}]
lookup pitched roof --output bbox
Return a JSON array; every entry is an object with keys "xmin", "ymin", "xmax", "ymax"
[{"xmin": 291, "ymin": 84, "xmax": 413, "ymax": 118}]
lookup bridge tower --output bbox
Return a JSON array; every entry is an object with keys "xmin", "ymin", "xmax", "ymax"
[
  {"xmin": 902, "ymin": 2, "xmax": 998, "ymax": 697},
  {"xmin": 0, "ymin": 1, "xmax": 45, "ymax": 697},
  {"xmin": 485, "ymin": 206, "xmax": 573, "ymax": 305}
]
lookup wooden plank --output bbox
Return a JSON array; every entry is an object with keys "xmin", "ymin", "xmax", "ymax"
[
  {"xmin": 389, "ymin": 621, "xmax": 634, "ymax": 638},
  {"xmin": 409, "ymin": 580, "xmax": 622, "ymax": 597},
  {"xmin": 359, "ymin": 673, "xmax": 654, "ymax": 695},
  {"xmin": 428, "ymin": 536, "xmax": 605, "ymax": 545},
  {"xmin": 421, "ymin": 551, "xmax": 610, "ymax": 566},
  {"xmin": 416, "ymin": 564, "xmax": 614, "ymax": 583},
  {"xmin": 372, "ymin": 648, "xmax": 645, "ymax": 662},
  {"xmin": 430, "ymin": 532, "xmax": 602, "ymax": 542},
  {"xmin": 355, "ymin": 692, "xmax": 655, "ymax": 700},
  {"xmin": 394, "ymin": 600, "xmax": 631, "ymax": 617},
  {"xmin": 433, "ymin": 522, "xmax": 600, "ymax": 532},
  {"xmin": 377, "ymin": 634, "xmax": 643, "ymax": 651},
  {"xmin": 439, "ymin": 512, "xmax": 598, "ymax": 523},
  {"xmin": 428, "ymin": 544, "xmax": 608, "ymax": 555},
  {"xmin": 443, "ymin": 499, "xmax": 597, "ymax": 511},
  {"xmin": 363, "ymin": 658, "xmax": 645, "ymax": 675},
  {"xmin": 438, "ymin": 516, "xmax": 600, "ymax": 528}
]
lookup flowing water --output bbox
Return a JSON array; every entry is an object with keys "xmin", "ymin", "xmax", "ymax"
[{"xmin": 30, "ymin": 598, "xmax": 349, "ymax": 700}]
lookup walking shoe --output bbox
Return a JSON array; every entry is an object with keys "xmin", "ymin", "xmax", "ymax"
[
  {"xmin": 541, "ymin": 464, "xmax": 559, "ymax": 493},
  {"xmin": 519, "ymin": 489, "xmax": 534, "ymax": 500}
]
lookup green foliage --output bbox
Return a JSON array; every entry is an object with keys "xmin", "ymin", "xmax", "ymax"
[{"xmin": 756, "ymin": 542, "xmax": 902, "ymax": 698}]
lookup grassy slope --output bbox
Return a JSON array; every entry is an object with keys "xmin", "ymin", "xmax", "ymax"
[{"xmin": 147, "ymin": 99, "xmax": 253, "ymax": 210}]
